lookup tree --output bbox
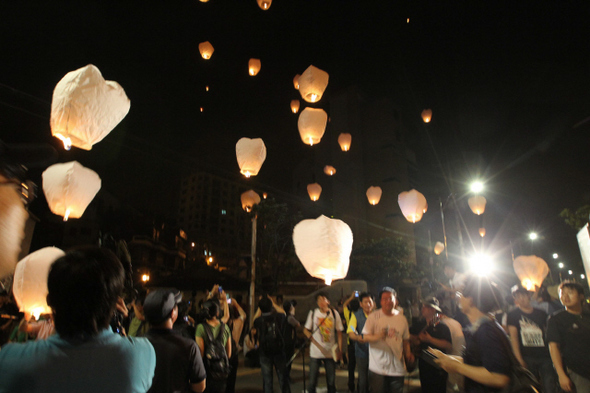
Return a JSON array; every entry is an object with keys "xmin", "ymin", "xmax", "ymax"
[{"xmin": 559, "ymin": 205, "xmax": 590, "ymax": 230}]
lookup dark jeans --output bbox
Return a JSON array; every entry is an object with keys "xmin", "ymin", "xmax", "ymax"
[
  {"xmin": 309, "ymin": 358, "xmax": 337, "ymax": 393},
  {"xmin": 348, "ymin": 343, "xmax": 357, "ymax": 391},
  {"xmin": 357, "ymin": 356, "xmax": 369, "ymax": 393},
  {"xmin": 260, "ymin": 352, "xmax": 289, "ymax": 393},
  {"xmin": 418, "ymin": 359, "xmax": 447, "ymax": 393},
  {"xmin": 205, "ymin": 378, "xmax": 226, "ymax": 393},
  {"xmin": 225, "ymin": 352, "xmax": 239, "ymax": 393},
  {"xmin": 369, "ymin": 372, "xmax": 404, "ymax": 393},
  {"xmin": 523, "ymin": 356, "xmax": 556, "ymax": 393}
]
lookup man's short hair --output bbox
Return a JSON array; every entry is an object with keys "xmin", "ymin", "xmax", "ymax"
[
  {"xmin": 258, "ymin": 297, "xmax": 273, "ymax": 313},
  {"xmin": 315, "ymin": 292, "xmax": 329, "ymax": 302},
  {"xmin": 559, "ymin": 281, "xmax": 585, "ymax": 297},
  {"xmin": 378, "ymin": 287, "xmax": 397, "ymax": 301},
  {"xmin": 462, "ymin": 275, "xmax": 503, "ymax": 314},
  {"xmin": 47, "ymin": 246, "xmax": 125, "ymax": 339},
  {"xmin": 358, "ymin": 292, "xmax": 372, "ymax": 302}
]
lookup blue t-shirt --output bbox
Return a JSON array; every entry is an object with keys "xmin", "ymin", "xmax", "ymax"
[{"xmin": 0, "ymin": 328, "xmax": 156, "ymax": 393}]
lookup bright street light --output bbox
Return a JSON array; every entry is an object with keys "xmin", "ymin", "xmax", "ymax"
[
  {"xmin": 529, "ymin": 232, "xmax": 538, "ymax": 240},
  {"xmin": 469, "ymin": 253, "xmax": 493, "ymax": 277},
  {"xmin": 568, "ymin": 270, "xmax": 573, "ymax": 275},
  {"xmin": 470, "ymin": 181, "xmax": 484, "ymax": 193},
  {"xmin": 552, "ymin": 253, "xmax": 558, "ymax": 259},
  {"xmin": 558, "ymin": 262, "xmax": 564, "ymax": 269},
  {"xmin": 581, "ymin": 274, "xmax": 586, "ymax": 280}
]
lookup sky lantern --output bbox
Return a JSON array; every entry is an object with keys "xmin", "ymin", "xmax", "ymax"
[
  {"xmin": 13, "ymin": 247, "xmax": 65, "ymax": 320},
  {"xmin": 434, "ymin": 241, "xmax": 445, "ymax": 255},
  {"xmin": 479, "ymin": 228, "xmax": 486, "ymax": 237},
  {"xmin": 248, "ymin": 58, "xmax": 261, "ymax": 76},
  {"xmin": 293, "ymin": 74, "xmax": 300, "ymax": 90},
  {"xmin": 398, "ymin": 189, "xmax": 427, "ymax": 223},
  {"xmin": 236, "ymin": 137, "xmax": 267, "ymax": 177},
  {"xmin": 421, "ymin": 109, "xmax": 432, "ymax": 123},
  {"xmin": 468, "ymin": 195, "xmax": 487, "ymax": 215},
  {"xmin": 307, "ymin": 183, "xmax": 322, "ymax": 201},
  {"xmin": 50, "ymin": 64, "xmax": 130, "ymax": 151},
  {"xmin": 42, "ymin": 161, "xmax": 101, "ymax": 221},
  {"xmin": 292, "ymin": 215, "xmax": 353, "ymax": 285},
  {"xmin": 324, "ymin": 165, "xmax": 336, "ymax": 176},
  {"xmin": 290, "ymin": 100, "xmax": 300, "ymax": 114},
  {"xmin": 366, "ymin": 186, "xmax": 382, "ymax": 205},
  {"xmin": 241, "ymin": 190, "xmax": 261, "ymax": 213},
  {"xmin": 513, "ymin": 255, "xmax": 549, "ymax": 291},
  {"xmin": 338, "ymin": 133, "xmax": 352, "ymax": 151},
  {"xmin": 298, "ymin": 108, "xmax": 327, "ymax": 146},
  {"xmin": 298, "ymin": 65, "xmax": 329, "ymax": 103},
  {"xmin": 198, "ymin": 41, "xmax": 214, "ymax": 59},
  {"xmin": 257, "ymin": 0, "xmax": 272, "ymax": 10}
]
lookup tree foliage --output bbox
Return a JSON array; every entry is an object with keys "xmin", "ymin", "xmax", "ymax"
[{"xmin": 559, "ymin": 205, "xmax": 590, "ymax": 230}]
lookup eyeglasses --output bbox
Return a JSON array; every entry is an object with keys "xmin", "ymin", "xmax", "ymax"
[{"xmin": 0, "ymin": 179, "xmax": 36, "ymax": 208}]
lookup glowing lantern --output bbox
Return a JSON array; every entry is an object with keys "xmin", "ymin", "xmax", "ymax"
[
  {"xmin": 398, "ymin": 189, "xmax": 427, "ymax": 223},
  {"xmin": 42, "ymin": 161, "xmax": 101, "ymax": 221},
  {"xmin": 13, "ymin": 247, "xmax": 65, "ymax": 319},
  {"xmin": 366, "ymin": 186, "xmax": 382, "ymax": 205},
  {"xmin": 479, "ymin": 228, "xmax": 486, "ymax": 237},
  {"xmin": 423, "ymin": 201, "xmax": 428, "ymax": 214},
  {"xmin": 0, "ymin": 174, "xmax": 28, "ymax": 279},
  {"xmin": 199, "ymin": 41, "xmax": 214, "ymax": 59},
  {"xmin": 298, "ymin": 65, "xmax": 329, "ymax": 103},
  {"xmin": 434, "ymin": 242, "xmax": 445, "ymax": 255},
  {"xmin": 513, "ymin": 255, "xmax": 549, "ymax": 291},
  {"xmin": 324, "ymin": 166, "xmax": 336, "ymax": 176},
  {"xmin": 236, "ymin": 137, "xmax": 267, "ymax": 177},
  {"xmin": 298, "ymin": 108, "xmax": 327, "ymax": 146},
  {"xmin": 293, "ymin": 74, "xmax": 300, "ymax": 90},
  {"xmin": 290, "ymin": 100, "xmax": 300, "ymax": 114},
  {"xmin": 241, "ymin": 190, "xmax": 261, "ymax": 213},
  {"xmin": 421, "ymin": 109, "xmax": 432, "ymax": 123},
  {"xmin": 307, "ymin": 183, "xmax": 322, "ymax": 201},
  {"xmin": 293, "ymin": 215, "xmax": 353, "ymax": 285},
  {"xmin": 338, "ymin": 133, "xmax": 352, "ymax": 151},
  {"xmin": 248, "ymin": 58, "xmax": 261, "ymax": 76},
  {"xmin": 257, "ymin": 0, "xmax": 272, "ymax": 10},
  {"xmin": 468, "ymin": 196, "xmax": 487, "ymax": 215},
  {"xmin": 262, "ymin": 192, "xmax": 268, "ymax": 199},
  {"xmin": 50, "ymin": 64, "xmax": 130, "ymax": 151}
]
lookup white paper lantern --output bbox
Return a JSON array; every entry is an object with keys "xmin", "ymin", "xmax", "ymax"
[
  {"xmin": 307, "ymin": 183, "xmax": 322, "ymax": 201},
  {"xmin": 298, "ymin": 65, "xmax": 329, "ymax": 103},
  {"xmin": 293, "ymin": 215, "xmax": 353, "ymax": 285},
  {"xmin": 338, "ymin": 133, "xmax": 352, "ymax": 151},
  {"xmin": 236, "ymin": 137, "xmax": 267, "ymax": 177},
  {"xmin": 0, "ymin": 175, "xmax": 28, "ymax": 279},
  {"xmin": 324, "ymin": 165, "xmax": 336, "ymax": 176},
  {"xmin": 479, "ymin": 228, "xmax": 486, "ymax": 237},
  {"xmin": 468, "ymin": 196, "xmax": 487, "ymax": 215},
  {"xmin": 13, "ymin": 247, "xmax": 65, "ymax": 319},
  {"xmin": 290, "ymin": 100, "xmax": 300, "ymax": 114},
  {"xmin": 398, "ymin": 189, "xmax": 427, "ymax": 223},
  {"xmin": 513, "ymin": 255, "xmax": 549, "ymax": 291},
  {"xmin": 366, "ymin": 186, "xmax": 382, "ymax": 205},
  {"xmin": 421, "ymin": 109, "xmax": 432, "ymax": 123},
  {"xmin": 248, "ymin": 58, "xmax": 261, "ymax": 76},
  {"xmin": 199, "ymin": 41, "xmax": 214, "ymax": 59},
  {"xmin": 257, "ymin": 0, "xmax": 272, "ymax": 10},
  {"xmin": 298, "ymin": 108, "xmax": 328, "ymax": 146},
  {"xmin": 50, "ymin": 64, "xmax": 130, "ymax": 151},
  {"xmin": 434, "ymin": 242, "xmax": 445, "ymax": 255},
  {"xmin": 241, "ymin": 190, "xmax": 261, "ymax": 213},
  {"xmin": 293, "ymin": 74, "xmax": 300, "ymax": 90}
]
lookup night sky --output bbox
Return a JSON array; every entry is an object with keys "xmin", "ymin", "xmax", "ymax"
[{"xmin": 1, "ymin": 1, "xmax": 589, "ymax": 275}]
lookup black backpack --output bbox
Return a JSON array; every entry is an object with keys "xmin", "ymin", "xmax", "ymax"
[
  {"xmin": 259, "ymin": 314, "xmax": 284, "ymax": 355},
  {"xmin": 201, "ymin": 322, "xmax": 230, "ymax": 379}
]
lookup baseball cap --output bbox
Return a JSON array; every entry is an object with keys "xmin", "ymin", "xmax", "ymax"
[
  {"xmin": 143, "ymin": 288, "xmax": 182, "ymax": 325},
  {"xmin": 511, "ymin": 284, "xmax": 530, "ymax": 296},
  {"xmin": 422, "ymin": 297, "xmax": 442, "ymax": 313}
]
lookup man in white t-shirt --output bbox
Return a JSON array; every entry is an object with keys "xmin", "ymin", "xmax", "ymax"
[
  {"xmin": 362, "ymin": 287, "xmax": 413, "ymax": 393},
  {"xmin": 304, "ymin": 292, "xmax": 344, "ymax": 393}
]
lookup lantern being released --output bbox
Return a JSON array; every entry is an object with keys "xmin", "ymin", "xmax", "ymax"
[
  {"xmin": 236, "ymin": 137, "xmax": 267, "ymax": 177},
  {"xmin": 324, "ymin": 166, "xmax": 336, "ymax": 176},
  {"xmin": 13, "ymin": 247, "xmax": 65, "ymax": 319},
  {"xmin": 468, "ymin": 196, "xmax": 487, "ymax": 215},
  {"xmin": 257, "ymin": 0, "xmax": 272, "ymax": 10},
  {"xmin": 421, "ymin": 109, "xmax": 433, "ymax": 123},
  {"xmin": 290, "ymin": 100, "xmax": 300, "ymax": 114},
  {"xmin": 398, "ymin": 189, "xmax": 427, "ymax": 223},
  {"xmin": 248, "ymin": 58, "xmax": 261, "ymax": 76},
  {"xmin": 479, "ymin": 228, "xmax": 486, "ymax": 237},
  {"xmin": 50, "ymin": 64, "xmax": 130, "ymax": 151},
  {"xmin": 42, "ymin": 161, "xmax": 101, "ymax": 221},
  {"xmin": 199, "ymin": 41, "xmax": 214, "ymax": 59},
  {"xmin": 241, "ymin": 190, "xmax": 261, "ymax": 213},
  {"xmin": 513, "ymin": 255, "xmax": 549, "ymax": 291},
  {"xmin": 298, "ymin": 65, "xmax": 329, "ymax": 103},
  {"xmin": 366, "ymin": 186, "xmax": 382, "ymax": 205},
  {"xmin": 307, "ymin": 183, "xmax": 322, "ymax": 201},
  {"xmin": 338, "ymin": 133, "xmax": 352, "ymax": 151},
  {"xmin": 293, "ymin": 74, "xmax": 300, "ymax": 90},
  {"xmin": 434, "ymin": 242, "xmax": 445, "ymax": 255},
  {"xmin": 298, "ymin": 108, "xmax": 328, "ymax": 146},
  {"xmin": 293, "ymin": 215, "xmax": 353, "ymax": 285}
]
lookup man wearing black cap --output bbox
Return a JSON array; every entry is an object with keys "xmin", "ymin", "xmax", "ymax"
[{"xmin": 144, "ymin": 288, "xmax": 207, "ymax": 393}]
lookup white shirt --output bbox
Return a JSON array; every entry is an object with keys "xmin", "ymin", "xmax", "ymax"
[
  {"xmin": 304, "ymin": 308, "xmax": 344, "ymax": 359},
  {"xmin": 441, "ymin": 317, "xmax": 465, "ymax": 356},
  {"xmin": 362, "ymin": 308, "xmax": 409, "ymax": 376}
]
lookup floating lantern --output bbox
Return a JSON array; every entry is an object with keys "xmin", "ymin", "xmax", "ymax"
[
  {"xmin": 421, "ymin": 109, "xmax": 432, "ymax": 123},
  {"xmin": 199, "ymin": 41, "xmax": 214, "ymax": 59},
  {"xmin": 513, "ymin": 255, "xmax": 549, "ymax": 291},
  {"xmin": 50, "ymin": 64, "xmax": 130, "ymax": 151},
  {"xmin": 338, "ymin": 133, "xmax": 352, "ymax": 151},
  {"xmin": 298, "ymin": 65, "xmax": 329, "ymax": 103},
  {"xmin": 293, "ymin": 215, "xmax": 353, "ymax": 285},
  {"xmin": 236, "ymin": 137, "xmax": 267, "ymax": 177},
  {"xmin": 293, "ymin": 74, "xmax": 300, "ymax": 90},
  {"xmin": 423, "ymin": 201, "xmax": 428, "ymax": 214},
  {"xmin": 298, "ymin": 108, "xmax": 327, "ymax": 146},
  {"xmin": 257, "ymin": 0, "xmax": 272, "ymax": 10},
  {"xmin": 366, "ymin": 186, "xmax": 382, "ymax": 205},
  {"xmin": 0, "ymin": 175, "xmax": 28, "ymax": 279},
  {"xmin": 468, "ymin": 196, "xmax": 487, "ymax": 215},
  {"xmin": 434, "ymin": 242, "xmax": 445, "ymax": 255},
  {"xmin": 307, "ymin": 183, "xmax": 322, "ymax": 201},
  {"xmin": 241, "ymin": 190, "xmax": 261, "ymax": 213},
  {"xmin": 13, "ymin": 247, "xmax": 65, "ymax": 319},
  {"xmin": 290, "ymin": 100, "xmax": 300, "ymax": 114},
  {"xmin": 42, "ymin": 161, "xmax": 101, "ymax": 221},
  {"xmin": 324, "ymin": 166, "xmax": 336, "ymax": 176},
  {"xmin": 479, "ymin": 228, "xmax": 486, "ymax": 237},
  {"xmin": 205, "ymin": 86, "xmax": 209, "ymax": 91},
  {"xmin": 248, "ymin": 58, "xmax": 261, "ymax": 76},
  {"xmin": 398, "ymin": 189, "xmax": 427, "ymax": 223},
  {"xmin": 262, "ymin": 192, "xmax": 268, "ymax": 199}
]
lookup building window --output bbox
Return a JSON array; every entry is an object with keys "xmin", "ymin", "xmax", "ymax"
[{"xmin": 221, "ymin": 209, "xmax": 227, "ymax": 215}]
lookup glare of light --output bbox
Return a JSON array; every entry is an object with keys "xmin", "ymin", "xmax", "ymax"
[
  {"xmin": 581, "ymin": 274, "xmax": 586, "ymax": 280},
  {"xmin": 63, "ymin": 208, "xmax": 71, "ymax": 221},
  {"xmin": 205, "ymin": 86, "xmax": 209, "ymax": 91},
  {"xmin": 309, "ymin": 137, "xmax": 314, "ymax": 146},
  {"xmin": 244, "ymin": 171, "xmax": 251, "ymax": 178},
  {"xmin": 32, "ymin": 307, "xmax": 44, "ymax": 321},
  {"xmin": 553, "ymin": 253, "xmax": 558, "ymax": 259},
  {"xmin": 55, "ymin": 134, "xmax": 72, "ymax": 151},
  {"xmin": 310, "ymin": 94, "xmax": 318, "ymax": 103},
  {"xmin": 529, "ymin": 232, "xmax": 538, "ymax": 240},
  {"xmin": 263, "ymin": 192, "xmax": 268, "ymax": 199},
  {"xmin": 469, "ymin": 253, "xmax": 493, "ymax": 276},
  {"xmin": 407, "ymin": 18, "xmax": 410, "ymax": 23},
  {"xmin": 558, "ymin": 262, "xmax": 564, "ymax": 269},
  {"xmin": 200, "ymin": 107, "xmax": 204, "ymax": 112},
  {"xmin": 141, "ymin": 274, "xmax": 150, "ymax": 282},
  {"xmin": 208, "ymin": 257, "xmax": 213, "ymax": 264},
  {"xmin": 568, "ymin": 270, "xmax": 573, "ymax": 275},
  {"xmin": 521, "ymin": 279, "xmax": 535, "ymax": 291},
  {"xmin": 470, "ymin": 181, "xmax": 484, "ymax": 193},
  {"xmin": 191, "ymin": 242, "xmax": 195, "ymax": 247},
  {"xmin": 325, "ymin": 273, "xmax": 332, "ymax": 286}
]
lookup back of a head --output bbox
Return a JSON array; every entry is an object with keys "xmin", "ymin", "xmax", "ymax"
[
  {"xmin": 462, "ymin": 275, "xmax": 503, "ymax": 314},
  {"xmin": 47, "ymin": 246, "xmax": 124, "ymax": 339},
  {"xmin": 283, "ymin": 300, "xmax": 294, "ymax": 315},
  {"xmin": 201, "ymin": 300, "xmax": 220, "ymax": 321},
  {"xmin": 259, "ymin": 297, "xmax": 273, "ymax": 313}
]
